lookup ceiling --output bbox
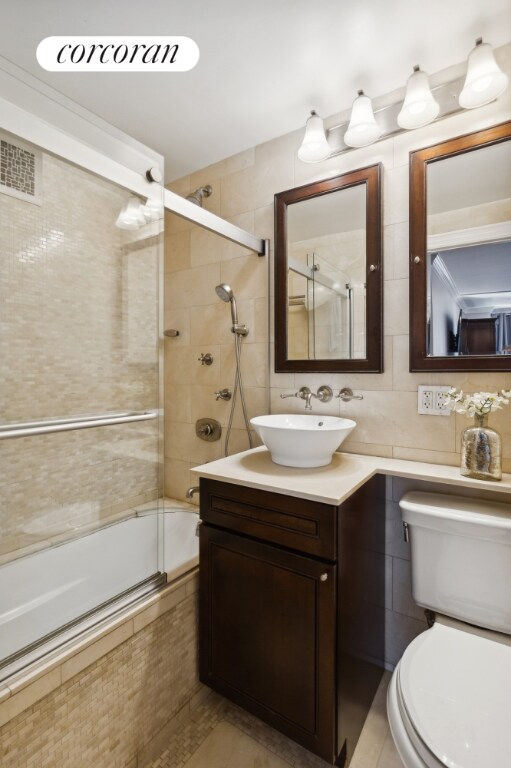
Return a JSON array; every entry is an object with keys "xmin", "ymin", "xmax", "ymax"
[
  {"xmin": 1, "ymin": 0, "xmax": 510, "ymax": 182},
  {"xmin": 428, "ymin": 141, "xmax": 511, "ymax": 214}
]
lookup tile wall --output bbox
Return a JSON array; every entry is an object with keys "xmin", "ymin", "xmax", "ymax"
[
  {"xmin": 164, "ymin": 43, "xmax": 511, "ymax": 664},
  {"xmin": 0, "ymin": 579, "xmax": 200, "ymax": 767}
]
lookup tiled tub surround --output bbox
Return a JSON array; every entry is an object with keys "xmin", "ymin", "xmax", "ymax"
[
  {"xmin": 0, "ymin": 497, "xmax": 199, "ymax": 679},
  {"xmin": 0, "ymin": 147, "xmax": 161, "ymax": 560},
  {"xmin": 0, "ymin": 571, "xmax": 201, "ymax": 768},
  {"xmin": 0, "ymin": 501, "xmax": 201, "ymax": 768}
]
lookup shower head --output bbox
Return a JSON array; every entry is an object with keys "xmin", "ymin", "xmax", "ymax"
[
  {"xmin": 215, "ymin": 283, "xmax": 239, "ymax": 328},
  {"xmin": 185, "ymin": 185, "xmax": 212, "ymax": 207},
  {"xmin": 215, "ymin": 283, "xmax": 233, "ymax": 303}
]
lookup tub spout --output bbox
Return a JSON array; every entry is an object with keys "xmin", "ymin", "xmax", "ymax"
[{"xmin": 186, "ymin": 486, "xmax": 199, "ymax": 499}]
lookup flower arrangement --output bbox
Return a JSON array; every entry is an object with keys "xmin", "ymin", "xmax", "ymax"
[{"xmin": 446, "ymin": 388, "xmax": 511, "ymax": 417}]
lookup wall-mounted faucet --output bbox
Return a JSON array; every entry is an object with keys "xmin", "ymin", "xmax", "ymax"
[{"xmin": 280, "ymin": 385, "xmax": 333, "ymax": 411}]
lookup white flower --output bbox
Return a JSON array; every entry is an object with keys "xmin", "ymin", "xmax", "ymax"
[{"xmin": 445, "ymin": 388, "xmax": 510, "ymax": 418}]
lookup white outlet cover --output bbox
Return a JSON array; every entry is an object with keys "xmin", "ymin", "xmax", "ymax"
[{"xmin": 418, "ymin": 385, "xmax": 452, "ymax": 416}]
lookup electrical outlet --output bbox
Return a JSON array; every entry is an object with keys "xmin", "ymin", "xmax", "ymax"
[
  {"xmin": 418, "ymin": 387, "xmax": 434, "ymax": 413},
  {"xmin": 434, "ymin": 388, "xmax": 450, "ymax": 413},
  {"xmin": 418, "ymin": 385, "xmax": 452, "ymax": 416}
]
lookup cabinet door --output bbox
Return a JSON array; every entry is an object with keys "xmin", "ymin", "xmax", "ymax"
[{"xmin": 200, "ymin": 525, "xmax": 337, "ymax": 763}]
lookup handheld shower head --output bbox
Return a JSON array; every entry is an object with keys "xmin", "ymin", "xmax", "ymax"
[
  {"xmin": 215, "ymin": 283, "xmax": 233, "ymax": 303},
  {"xmin": 215, "ymin": 283, "xmax": 238, "ymax": 327}
]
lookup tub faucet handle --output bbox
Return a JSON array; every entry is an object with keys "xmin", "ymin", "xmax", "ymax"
[{"xmin": 215, "ymin": 388, "xmax": 232, "ymax": 401}]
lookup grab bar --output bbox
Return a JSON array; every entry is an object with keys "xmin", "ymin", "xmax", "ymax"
[{"xmin": 0, "ymin": 410, "xmax": 158, "ymax": 440}]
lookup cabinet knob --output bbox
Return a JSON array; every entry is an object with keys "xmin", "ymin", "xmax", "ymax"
[{"xmin": 320, "ymin": 573, "xmax": 328, "ymax": 582}]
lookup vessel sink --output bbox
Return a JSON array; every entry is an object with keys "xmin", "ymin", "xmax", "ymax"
[{"xmin": 250, "ymin": 414, "xmax": 356, "ymax": 468}]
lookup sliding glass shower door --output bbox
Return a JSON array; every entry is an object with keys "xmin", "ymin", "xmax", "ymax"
[{"xmin": 0, "ymin": 128, "xmax": 163, "ymax": 675}]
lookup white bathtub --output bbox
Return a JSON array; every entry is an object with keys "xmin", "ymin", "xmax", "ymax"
[{"xmin": 0, "ymin": 500, "xmax": 199, "ymax": 679}]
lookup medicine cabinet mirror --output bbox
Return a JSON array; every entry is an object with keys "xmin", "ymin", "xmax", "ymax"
[
  {"xmin": 410, "ymin": 121, "xmax": 511, "ymax": 371},
  {"xmin": 274, "ymin": 165, "xmax": 383, "ymax": 373}
]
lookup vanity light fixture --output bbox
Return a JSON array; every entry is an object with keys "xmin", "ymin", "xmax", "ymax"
[
  {"xmin": 297, "ymin": 110, "xmax": 332, "ymax": 162},
  {"xmin": 459, "ymin": 38, "xmax": 509, "ymax": 109},
  {"xmin": 397, "ymin": 66, "xmax": 439, "ymax": 129},
  {"xmin": 343, "ymin": 91, "xmax": 381, "ymax": 148},
  {"xmin": 297, "ymin": 39, "xmax": 508, "ymax": 162}
]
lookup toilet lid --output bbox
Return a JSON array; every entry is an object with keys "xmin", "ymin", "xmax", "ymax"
[{"xmin": 398, "ymin": 623, "xmax": 511, "ymax": 768}]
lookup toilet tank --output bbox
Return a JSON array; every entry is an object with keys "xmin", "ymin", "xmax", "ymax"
[{"xmin": 400, "ymin": 491, "xmax": 511, "ymax": 634}]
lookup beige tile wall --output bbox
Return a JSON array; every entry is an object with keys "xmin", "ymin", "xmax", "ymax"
[
  {"xmin": 0, "ymin": 149, "xmax": 162, "ymax": 558},
  {"xmin": 0, "ymin": 586, "xmax": 200, "ymax": 767},
  {"xmin": 164, "ymin": 44, "xmax": 511, "ymax": 666}
]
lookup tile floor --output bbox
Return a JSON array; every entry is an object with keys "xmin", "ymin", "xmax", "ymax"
[{"xmin": 147, "ymin": 673, "xmax": 402, "ymax": 768}]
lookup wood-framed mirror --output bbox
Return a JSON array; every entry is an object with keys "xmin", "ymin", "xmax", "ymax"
[
  {"xmin": 274, "ymin": 164, "xmax": 383, "ymax": 373},
  {"xmin": 410, "ymin": 120, "xmax": 511, "ymax": 372}
]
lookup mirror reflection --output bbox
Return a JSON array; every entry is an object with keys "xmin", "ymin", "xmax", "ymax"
[
  {"xmin": 287, "ymin": 185, "xmax": 367, "ymax": 360},
  {"xmin": 275, "ymin": 164, "xmax": 382, "ymax": 373},
  {"xmin": 426, "ymin": 141, "xmax": 511, "ymax": 357}
]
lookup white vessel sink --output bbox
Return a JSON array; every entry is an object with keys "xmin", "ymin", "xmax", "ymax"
[{"xmin": 250, "ymin": 414, "xmax": 356, "ymax": 468}]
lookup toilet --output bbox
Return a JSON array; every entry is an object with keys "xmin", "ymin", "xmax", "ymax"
[{"xmin": 387, "ymin": 491, "xmax": 511, "ymax": 768}]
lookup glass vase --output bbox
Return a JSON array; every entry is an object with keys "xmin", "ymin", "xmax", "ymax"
[{"xmin": 460, "ymin": 413, "xmax": 502, "ymax": 481}]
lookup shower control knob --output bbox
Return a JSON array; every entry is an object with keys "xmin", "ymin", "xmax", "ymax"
[
  {"xmin": 195, "ymin": 418, "xmax": 222, "ymax": 442},
  {"xmin": 198, "ymin": 353, "xmax": 214, "ymax": 365},
  {"xmin": 215, "ymin": 388, "xmax": 232, "ymax": 401}
]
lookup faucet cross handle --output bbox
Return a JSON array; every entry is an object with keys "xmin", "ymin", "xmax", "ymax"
[{"xmin": 315, "ymin": 385, "xmax": 333, "ymax": 403}]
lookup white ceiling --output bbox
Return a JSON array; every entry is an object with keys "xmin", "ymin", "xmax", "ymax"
[
  {"xmin": 1, "ymin": 0, "xmax": 510, "ymax": 182},
  {"xmin": 428, "ymin": 141, "xmax": 511, "ymax": 214},
  {"xmin": 442, "ymin": 242, "xmax": 511, "ymax": 295}
]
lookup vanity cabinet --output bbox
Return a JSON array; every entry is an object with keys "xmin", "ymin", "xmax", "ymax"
[{"xmin": 199, "ymin": 477, "xmax": 385, "ymax": 766}]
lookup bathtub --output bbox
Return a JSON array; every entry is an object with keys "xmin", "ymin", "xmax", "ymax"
[{"xmin": 0, "ymin": 499, "xmax": 199, "ymax": 680}]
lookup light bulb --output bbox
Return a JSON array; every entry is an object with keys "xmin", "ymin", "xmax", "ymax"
[
  {"xmin": 344, "ymin": 91, "xmax": 381, "ymax": 148},
  {"xmin": 459, "ymin": 38, "xmax": 508, "ymax": 109},
  {"xmin": 397, "ymin": 66, "xmax": 440, "ymax": 129},
  {"xmin": 115, "ymin": 197, "xmax": 146, "ymax": 229},
  {"xmin": 297, "ymin": 110, "xmax": 331, "ymax": 163}
]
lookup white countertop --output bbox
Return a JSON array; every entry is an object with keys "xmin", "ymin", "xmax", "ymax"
[{"xmin": 191, "ymin": 447, "xmax": 511, "ymax": 505}]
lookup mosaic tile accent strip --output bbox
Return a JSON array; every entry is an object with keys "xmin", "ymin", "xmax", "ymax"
[
  {"xmin": 0, "ymin": 134, "xmax": 41, "ymax": 205},
  {"xmin": 0, "ymin": 139, "xmax": 36, "ymax": 195}
]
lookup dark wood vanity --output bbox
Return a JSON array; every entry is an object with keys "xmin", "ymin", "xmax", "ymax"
[{"xmin": 199, "ymin": 476, "xmax": 386, "ymax": 765}]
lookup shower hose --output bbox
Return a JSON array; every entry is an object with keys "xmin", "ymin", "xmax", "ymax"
[{"xmin": 224, "ymin": 331, "xmax": 254, "ymax": 456}]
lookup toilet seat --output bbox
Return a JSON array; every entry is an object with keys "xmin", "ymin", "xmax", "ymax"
[{"xmin": 396, "ymin": 623, "xmax": 511, "ymax": 768}]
